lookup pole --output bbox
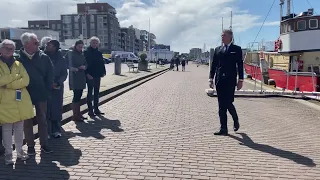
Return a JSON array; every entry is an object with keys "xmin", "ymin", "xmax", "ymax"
[
  {"xmin": 47, "ymin": 4, "xmax": 49, "ymax": 28},
  {"xmin": 230, "ymin": 11, "xmax": 232, "ymax": 30},
  {"xmin": 294, "ymin": 60, "xmax": 298, "ymax": 92},
  {"xmin": 81, "ymin": 15, "xmax": 84, "ymax": 40},
  {"xmin": 311, "ymin": 65, "xmax": 316, "ymax": 92}
]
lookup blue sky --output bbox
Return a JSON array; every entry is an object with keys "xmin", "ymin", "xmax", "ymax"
[
  {"xmin": 2, "ymin": 0, "xmax": 319, "ymax": 53},
  {"xmin": 102, "ymin": 0, "xmax": 320, "ymax": 52}
]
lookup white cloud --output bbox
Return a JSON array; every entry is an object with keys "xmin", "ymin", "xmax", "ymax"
[
  {"xmin": 117, "ymin": 0, "xmax": 278, "ymax": 52},
  {"xmin": 0, "ymin": 0, "xmax": 278, "ymax": 53}
]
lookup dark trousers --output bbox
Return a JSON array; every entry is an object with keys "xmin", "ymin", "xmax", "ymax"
[
  {"xmin": 72, "ymin": 89, "xmax": 83, "ymax": 103},
  {"xmin": 87, "ymin": 77, "xmax": 101, "ymax": 111},
  {"xmin": 176, "ymin": 64, "xmax": 179, "ymax": 71},
  {"xmin": 24, "ymin": 101, "xmax": 48, "ymax": 147},
  {"xmin": 216, "ymin": 81, "xmax": 239, "ymax": 132}
]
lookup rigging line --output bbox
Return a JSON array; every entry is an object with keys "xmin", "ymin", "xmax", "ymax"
[
  {"xmin": 292, "ymin": 0, "xmax": 294, "ymax": 15},
  {"xmin": 306, "ymin": 0, "xmax": 317, "ymax": 14},
  {"xmin": 250, "ymin": 0, "xmax": 276, "ymax": 50}
]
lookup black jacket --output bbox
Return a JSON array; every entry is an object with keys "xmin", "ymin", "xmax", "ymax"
[
  {"xmin": 18, "ymin": 49, "xmax": 54, "ymax": 104},
  {"xmin": 84, "ymin": 47, "xmax": 106, "ymax": 78},
  {"xmin": 209, "ymin": 44, "xmax": 244, "ymax": 86},
  {"xmin": 45, "ymin": 50, "xmax": 68, "ymax": 87}
]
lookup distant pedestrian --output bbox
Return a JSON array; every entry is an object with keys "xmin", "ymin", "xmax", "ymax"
[
  {"xmin": 170, "ymin": 58, "xmax": 175, "ymax": 71},
  {"xmin": 66, "ymin": 40, "xmax": 87, "ymax": 122},
  {"xmin": 18, "ymin": 32, "xmax": 54, "ymax": 155},
  {"xmin": 175, "ymin": 56, "xmax": 180, "ymax": 71},
  {"xmin": 84, "ymin": 36, "xmax": 106, "ymax": 117},
  {"xmin": 42, "ymin": 37, "xmax": 68, "ymax": 138},
  {"xmin": 181, "ymin": 58, "xmax": 186, "ymax": 71},
  {"xmin": 0, "ymin": 39, "xmax": 34, "ymax": 165},
  {"xmin": 209, "ymin": 29, "xmax": 244, "ymax": 136}
]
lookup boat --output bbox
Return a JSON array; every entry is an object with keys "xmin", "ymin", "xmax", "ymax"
[{"xmin": 244, "ymin": 0, "xmax": 320, "ymax": 92}]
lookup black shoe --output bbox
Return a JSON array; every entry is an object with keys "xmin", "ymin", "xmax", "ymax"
[
  {"xmin": 94, "ymin": 109, "xmax": 105, "ymax": 115},
  {"xmin": 27, "ymin": 147, "xmax": 36, "ymax": 156},
  {"xmin": 88, "ymin": 111, "xmax": 95, "ymax": 117},
  {"xmin": 41, "ymin": 146, "xmax": 53, "ymax": 154},
  {"xmin": 214, "ymin": 130, "xmax": 228, "ymax": 136},
  {"xmin": 234, "ymin": 121, "xmax": 240, "ymax": 132}
]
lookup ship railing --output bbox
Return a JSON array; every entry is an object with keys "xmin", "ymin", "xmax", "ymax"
[{"xmin": 246, "ymin": 62, "xmax": 320, "ymax": 91}]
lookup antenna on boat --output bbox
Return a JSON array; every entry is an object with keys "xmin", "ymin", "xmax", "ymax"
[
  {"xmin": 286, "ymin": 0, "xmax": 291, "ymax": 15},
  {"xmin": 280, "ymin": 0, "xmax": 284, "ymax": 22}
]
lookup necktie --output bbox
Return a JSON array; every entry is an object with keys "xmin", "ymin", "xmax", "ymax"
[{"xmin": 225, "ymin": 45, "xmax": 228, "ymax": 52}]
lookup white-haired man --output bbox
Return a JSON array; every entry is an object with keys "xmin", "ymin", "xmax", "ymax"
[
  {"xmin": 18, "ymin": 32, "xmax": 54, "ymax": 155},
  {"xmin": 84, "ymin": 36, "xmax": 106, "ymax": 117}
]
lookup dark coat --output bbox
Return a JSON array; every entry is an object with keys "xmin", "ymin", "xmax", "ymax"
[
  {"xmin": 45, "ymin": 50, "xmax": 68, "ymax": 121},
  {"xmin": 84, "ymin": 47, "xmax": 106, "ymax": 78},
  {"xmin": 18, "ymin": 49, "xmax": 54, "ymax": 104},
  {"xmin": 66, "ymin": 50, "xmax": 87, "ymax": 90},
  {"xmin": 209, "ymin": 44, "xmax": 244, "ymax": 86}
]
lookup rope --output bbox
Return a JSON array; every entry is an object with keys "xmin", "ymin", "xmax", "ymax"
[{"xmin": 249, "ymin": 0, "xmax": 276, "ymax": 50}]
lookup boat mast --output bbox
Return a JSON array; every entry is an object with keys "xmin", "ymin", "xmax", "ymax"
[{"xmin": 286, "ymin": 0, "xmax": 291, "ymax": 16}]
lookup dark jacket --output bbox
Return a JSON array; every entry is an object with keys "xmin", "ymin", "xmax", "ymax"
[
  {"xmin": 181, "ymin": 59, "xmax": 186, "ymax": 66},
  {"xmin": 66, "ymin": 49, "xmax": 87, "ymax": 90},
  {"xmin": 18, "ymin": 49, "xmax": 54, "ymax": 104},
  {"xmin": 45, "ymin": 50, "xmax": 68, "ymax": 87},
  {"xmin": 84, "ymin": 47, "xmax": 106, "ymax": 78},
  {"xmin": 175, "ymin": 57, "xmax": 180, "ymax": 65},
  {"xmin": 209, "ymin": 44, "xmax": 244, "ymax": 86}
]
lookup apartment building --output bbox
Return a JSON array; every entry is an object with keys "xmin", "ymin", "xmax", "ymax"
[
  {"xmin": 153, "ymin": 44, "xmax": 170, "ymax": 51},
  {"xmin": 60, "ymin": 2, "xmax": 121, "ymax": 53},
  {"xmin": 189, "ymin": 48, "xmax": 202, "ymax": 58},
  {"xmin": 120, "ymin": 27, "xmax": 135, "ymax": 52}
]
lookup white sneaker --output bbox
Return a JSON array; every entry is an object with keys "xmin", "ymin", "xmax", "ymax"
[
  {"xmin": 5, "ymin": 154, "xmax": 14, "ymax": 165},
  {"xmin": 17, "ymin": 151, "xmax": 29, "ymax": 161}
]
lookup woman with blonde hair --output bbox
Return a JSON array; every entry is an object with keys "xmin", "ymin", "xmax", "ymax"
[{"xmin": 0, "ymin": 39, "xmax": 34, "ymax": 165}]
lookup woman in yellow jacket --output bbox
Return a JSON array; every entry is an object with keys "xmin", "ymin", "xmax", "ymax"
[{"xmin": 0, "ymin": 39, "xmax": 34, "ymax": 165}]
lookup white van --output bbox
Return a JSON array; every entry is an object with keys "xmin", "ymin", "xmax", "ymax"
[{"xmin": 111, "ymin": 51, "xmax": 140, "ymax": 63}]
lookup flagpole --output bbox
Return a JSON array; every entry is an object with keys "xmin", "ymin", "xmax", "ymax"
[{"xmin": 47, "ymin": 4, "xmax": 49, "ymax": 29}]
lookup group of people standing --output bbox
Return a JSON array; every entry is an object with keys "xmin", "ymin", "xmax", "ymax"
[
  {"xmin": 0, "ymin": 33, "xmax": 106, "ymax": 165},
  {"xmin": 170, "ymin": 56, "xmax": 188, "ymax": 71}
]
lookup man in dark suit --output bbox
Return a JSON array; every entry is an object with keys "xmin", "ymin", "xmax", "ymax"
[{"xmin": 209, "ymin": 29, "xmax": 244, "ymax": 136}]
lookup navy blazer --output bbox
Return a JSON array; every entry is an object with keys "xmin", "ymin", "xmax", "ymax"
[{"xmin": 209, "ymin": 44, "xmax": 244, "ymax": 86}]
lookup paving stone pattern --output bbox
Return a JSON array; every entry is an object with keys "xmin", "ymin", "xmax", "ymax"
[
  {"xmin": 1, "ymin": 64, "xmax": 319, "ymax": 180},
  {"xmin": 63, "ymin": 63, "xmax": 168, "ymax": 105}
]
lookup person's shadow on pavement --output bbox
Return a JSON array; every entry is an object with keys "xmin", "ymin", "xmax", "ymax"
[
  {"xmin": 229, "ymin": 133, "xmax": 316, "ymax": 167},
  {"xmin": 2, "ymin": 154, "xmax": 70, "ymax": 180},
  {"xmin": 75, "ymin": 116, "xmax": 123, "ymax": 139},
  {"xmin": 46, "ymin": 129, "xmax": 82, "ymax": 167}
]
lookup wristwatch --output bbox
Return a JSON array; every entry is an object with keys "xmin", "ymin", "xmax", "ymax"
[{"xmin": 238, "ymin": 79, "xmax": 244, "ymax": 82}]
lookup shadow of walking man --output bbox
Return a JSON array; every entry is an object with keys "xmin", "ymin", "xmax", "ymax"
[{"xmin": 229, "ymin": 133, "xmax": 316, "ymax": 167}]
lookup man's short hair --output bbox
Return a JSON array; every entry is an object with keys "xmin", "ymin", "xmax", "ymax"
[{"xmin": 222, "ymin": 29, "xmax": 233, "ymax": 37}]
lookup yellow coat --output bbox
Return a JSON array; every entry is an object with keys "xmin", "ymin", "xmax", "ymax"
[{"xmin": 0, "ymin": 59, "xmax": 34, "ymax": 124}]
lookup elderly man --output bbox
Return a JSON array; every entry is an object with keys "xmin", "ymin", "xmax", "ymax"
[
  {"xmin": 209, "ymin": 29, "xmax": 244, "ymax": 136},
  {"xmin": 84, "ymin": 36, "xmax": 106, "ymax": 117},
  {"xmin": 18, "ymin": 32, "xmax": 54, "ymax": 155}
]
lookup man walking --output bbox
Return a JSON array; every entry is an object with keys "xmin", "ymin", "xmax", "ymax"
[
  {"xmin": 209, "ymin": 29, "xmax": 244, "ymax": 136},
  {"xmin": 84, "ymin": 36, "xmax": 106, "ymax": 117},
  {"xmin": 18, "ymin": 32, "xmax": 54, "ymax": 154}
]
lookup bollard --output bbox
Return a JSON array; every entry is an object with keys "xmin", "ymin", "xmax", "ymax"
[{"xmin": 114, "ymin": 55, "xmax": 121, "ymax": 75}]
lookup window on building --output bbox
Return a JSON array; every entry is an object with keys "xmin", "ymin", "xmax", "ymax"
[
  {"xmin": 74, "ymin": 23, "xmax": 79, "ymax": 29},
  {"xmin": 30, "ymin": 25, "xmax": 34, "ymax": 28},
  {"xmin": 36, "ymin": 24, "xmax": 39, "ymax": 27},
  {"xmin": 90, "ymin": 23, "xmax": 95, "ymax": 29},
  {"xmin": 74, "ymin": 30, "xmax": 80, "ymax": 37},
  {"xmin": 52, "ymin": 24, "xmax": 56, "ymax": 29},
  {"xmin": 62, "ymin": 15, "xmax": 72, "ymax": 23},
  {"xmin": 309, "ymin": 19, "xmax": 318, "ymax": 29},
  {"xmin": 74, "ymin": 16, "xmax": 79, "ymax": 22},
  {"xmin": 297, "ymin": 20, "xmax": 306, "ymax": 31},
  {"xmin": 90, "ymin": 15, "xmax": 95, "ymax": 22},
  {"xmin": 57, "ymin": 24, "xmax": 61, "ymax": 29}
]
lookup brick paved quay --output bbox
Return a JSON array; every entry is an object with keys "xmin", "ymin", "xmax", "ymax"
[
  {"xmin": 1, "ymin": 64, "xmax": 320, "ymax": 180},
  {"xmin": 63, "ymin": 63, "xmax": 168, "ymax": 105}
]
